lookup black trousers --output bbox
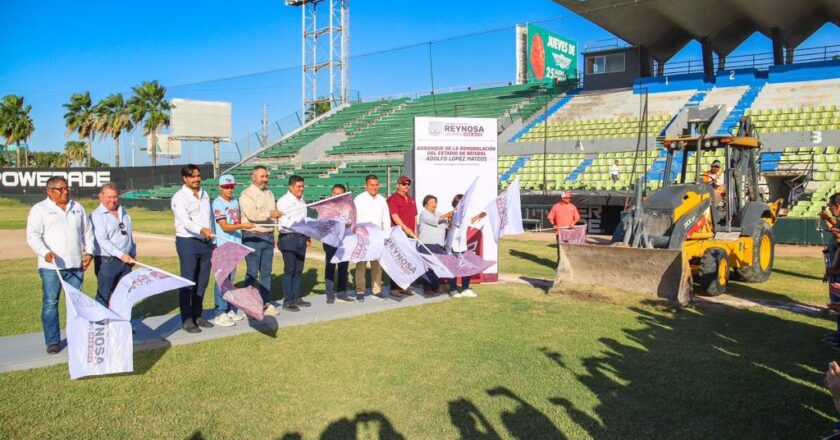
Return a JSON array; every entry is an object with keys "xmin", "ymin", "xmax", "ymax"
[
  {"xmin": 323, "ymin": 243, "xmax": 349, "ymax": 297},
  {"xmin": 175, "ymin": 237, "xmax": 212, "ymax": 323},
  {"xmin": 93, "ymin": 256, "xmax": 132, "ymax": 307}
]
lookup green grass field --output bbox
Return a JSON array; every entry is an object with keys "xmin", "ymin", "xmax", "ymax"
[{"xmin": 1, "ymin": 198, "xmax": 839, "ymax": 438}]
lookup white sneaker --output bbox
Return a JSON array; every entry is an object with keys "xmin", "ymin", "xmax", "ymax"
[
  {"xmin": 460, "ymin": 289, "xmax": 477, "ymax": 298},
  {"xmin": 227, "ymin": 311, "xmax": 244, "ymax": 321},
  {"xmin": 263, "ymin": 303, "xmax": 281, "ymax": 317},
  {"xmin": 450, "ymin": 291, "xmax": 462, "ymax": 298},
  {"xmin": 213, "ymin": 314, "xmax": 235, "ymax": 327}
]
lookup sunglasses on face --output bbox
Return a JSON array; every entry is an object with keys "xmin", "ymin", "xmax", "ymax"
[
  {"xmin": 118, "ymin": 222, "xmax": 127, "ymax": 236},
  {"xmin": 49, "ymin": 187, "xmax": 70, "ymax": 193}
]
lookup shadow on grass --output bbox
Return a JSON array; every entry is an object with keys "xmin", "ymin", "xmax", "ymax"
[
  {"xmin": 280, "ymin": 411, "xmax": 406, "ymax": 439},
  {"xmin": 542, "ymin": 299, "xmax": 835, "ymax": 438},
  {"xmin": 771, "ymin": 267, "xmax": 824, "ymax": 281},
  {"xmin": 508, "ymin": 249, "xmax": 556, "ymax": 271}
]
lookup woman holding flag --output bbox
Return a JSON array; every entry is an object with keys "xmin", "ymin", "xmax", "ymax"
[{"xmin": 447, "ymin": 194, "xmax": 486, "ymax": 298}]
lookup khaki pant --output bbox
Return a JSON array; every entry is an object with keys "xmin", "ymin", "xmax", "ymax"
[{"xmin": 355, "ymin": 261, "xmax": 383, "ymax": 294}]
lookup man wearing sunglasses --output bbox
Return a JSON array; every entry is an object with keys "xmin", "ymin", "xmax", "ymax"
[
  {"xmin": 386, "ymin": 175, "xmax": 418, "ymax": 297},
  {"xmin": 26, "ymin": 176, "xmax": 94, "ymax": 355},
  {"xmin": 90, "ymin": 182, "xmax": 136, "ymax": 307}
]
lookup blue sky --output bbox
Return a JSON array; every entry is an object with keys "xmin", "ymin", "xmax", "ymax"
[{"xmin": 1, "ymin": 0, "xmax": 838, "ymax": 166}]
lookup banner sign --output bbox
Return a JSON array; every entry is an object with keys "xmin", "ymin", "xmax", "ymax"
[
  {"xmin": 527, "ymin": 24, "xmax": 578, "ymax": 82},
  {"xmin": 414, "ymin": 117, "xmax": 498, "ymax": 282}
]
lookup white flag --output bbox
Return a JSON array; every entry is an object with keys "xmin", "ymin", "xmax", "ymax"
[
  {"xmin": 485, "ymin": 176, "xmax": 524, "ymax": 241},
  {"xmin": 446, "ymin": 176, "xmax": 479, "ymax": 252},
  {"xmin": 331, "ymin": 223, "xmax": 385, "ymax": 263},
  {"xmin": 290, "ymin": 217, "xmax": 347, "ymax": 248},
  {"xmin": 380, "ymin": 227, "xmax": 428, "ymax": 289},
  {"xmin": 61, "ymin": 276, "xmax": 133, "ymax": 380},
  {"xmin": 59, "ymin": 264, "xmax": 195, "ymax": 380},
  {"xmin": 417, "ymin": 247, "xmax": 454, "ymax": 279},
  {"xmin": 109, "ymin": 267, "xmax": 195, "ymax": 320}
]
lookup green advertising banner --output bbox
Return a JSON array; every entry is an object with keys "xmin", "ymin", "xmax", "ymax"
[{"xmin": 527, "ymin": 24, "xmax": 578, "ymax": 82}]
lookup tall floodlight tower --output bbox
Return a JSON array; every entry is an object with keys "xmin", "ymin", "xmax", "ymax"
[{"xmin": 286, "ymin": 0, "xmax": 349, "ymax": 122}]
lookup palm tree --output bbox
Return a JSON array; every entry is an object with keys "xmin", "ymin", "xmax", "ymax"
[
  {"xmin": 0, "ymin": 95, "xmax": 35, "ymax": 168},
  {"xmin": 127, "ymin": 81, "xmax": 170, "ymax": 167},
  {"xmin": 64, "ymin": 140, "xmax": 86, "ymax": 167},
  {"xmin": 95, "ymin": 93, "xmax": 133, "ymax": 167},
  {"xmin": 63, "ymin": 92, "xmax": 96, "ymax": 166}
]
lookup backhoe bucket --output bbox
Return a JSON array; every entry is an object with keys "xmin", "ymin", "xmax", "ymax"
[{"xmin": 552, "ymin": 243, "xmax": 692, "ymax": 306}]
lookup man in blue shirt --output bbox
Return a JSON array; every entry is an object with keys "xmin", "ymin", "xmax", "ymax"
[
  {"xmin": 90, "ymin": 182, "xmax": 136, "ymax": 307},
  {"xmin": 212, "ymin": 174, "xmax": 254, "ymax": 327}
]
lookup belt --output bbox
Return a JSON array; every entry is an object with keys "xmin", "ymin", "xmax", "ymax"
[
  {"xmin": 177, "ymin": 236, "xmax": 213, "ymax": 244},
  {"xmin": 244, "ymin": 230, "xmax": 274, "ymax": 237}
]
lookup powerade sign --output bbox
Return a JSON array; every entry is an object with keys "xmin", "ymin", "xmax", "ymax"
[
  {"xmin": 527, "ymin": 24, "xmax": 577, "ymax": 82},
  {"xmin": 0, "ymin": 170, "xmax": 110, "ymax": 189}
]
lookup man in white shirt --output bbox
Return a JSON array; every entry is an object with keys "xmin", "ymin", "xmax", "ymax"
[
  {"xmin": 352, "ymin": 174, "xmax": 391, "ymax": 302},
  {"xmin": 26, "ymin": 176, "xmax": 94, "ymax": 354},
  {"xmin": 610, "ymin": 160, "xmax": 620, "ymax": 182},
  {"xmin": 171, "ymin": 164, "xmax": 215, "ymax": 333},
  {"xmin": 90, "ymin": 182, "xmax": 136, "ymax": 307},
  {"xmin": 276, "ymin": 175, "xmax": 310, "ymax": 311}
]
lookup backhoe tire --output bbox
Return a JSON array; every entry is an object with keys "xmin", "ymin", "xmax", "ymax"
[
  {"xmin": 697, "ymin": 247, "xmax": 729, "ymax": 296},
  {"xmin": 733, "ymin": 222, "xmax": 774, "ymax": 283}
]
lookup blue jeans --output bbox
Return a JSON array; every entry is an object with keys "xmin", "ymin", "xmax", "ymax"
[
  {"xmin": 448, "ymin": 251, "xmax": 471, "ymax": 292},
  {"xmin": 278, "ymin": 233, "xmax": 307, "ymax": 305},
  {"xmin": 419, "ymin": 244, "xmax": 444, "ymax": 291},
  {"xmin": 93, "ymin": 256, "xmax": 132, "ymax": 307},
  {"xmin": 175, "ymin": 237, "xmax": 212, "ymax": 323},
  {"xmin": 214, "ymin": 269, "xmax": 236, "ymax": 316},
  {"xmin": 323, "ymin": 243, "xmax": 348, "ymax": 299},
  {"xmin": 38, "ymin": 268, "xmax": 84, "ymax": 347},
  {"xmin": 243, "ymin": 233, "xmax": 275, "ymax": 302}
]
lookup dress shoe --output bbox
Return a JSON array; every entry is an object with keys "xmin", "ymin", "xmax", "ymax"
[
  {"xmin": 46, "ymin": 343, "xmax": 61, "ymax": 355},
  {"xmin": 295, "ymin": 300, "xmax": 312, "ymax": 307},
  {"xmin": 283, "ymin": 304, "xmax": 301, "ymax": 312},
  {"xmin": 182, "ymin": 320, "xmax": 201, "ymax": 333},
  {"xmin": 195, "ymin": 317, "xmax": 214, "ymax": 328}
]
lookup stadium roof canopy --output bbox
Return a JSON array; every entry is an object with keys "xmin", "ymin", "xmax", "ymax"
[{"xmin": 553, "ymin": 0, "xmax": 840, "ymax": 62}]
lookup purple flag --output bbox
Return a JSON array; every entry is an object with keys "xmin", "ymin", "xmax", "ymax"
[
  {"xmin": 558, "ymin": 224, "xmax": 587, "ymax": 244},
  {"xmin": 436, "ymin": 251, "xmax": 496, "ymax": 278},
  {"xmin": 211, "ymin": 241, "xmax": 264, "ymax": 319},
  {"xmin": 309, "ymin": 192, "xmax": 356, "ymax": 230},
  {"xmin": 212, "ymin": 242, "xmax": 252, "ymax": 290},
  {"xmin": 290, "ymin": 217, "xmax": 347, "ymax": 248},
  {"xmin": 221, "ymin": 279, "xmax": 264, "ymax": 321}
]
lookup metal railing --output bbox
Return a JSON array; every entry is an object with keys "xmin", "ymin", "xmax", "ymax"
[{"xmin": 654, "ymin": 45, "xmax": 840, "ymax": 77}]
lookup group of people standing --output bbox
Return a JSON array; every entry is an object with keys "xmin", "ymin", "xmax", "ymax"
[
  {"xmin": 27, "ymin": 164, "xmax": 487, "ymax": 353},
  {"xmin": 27, "ymin": 177, "xmax": 136, "ymax": 354}
]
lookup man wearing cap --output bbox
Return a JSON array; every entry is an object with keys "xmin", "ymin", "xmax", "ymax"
[
  {"xmin": 387, "ymin": 175, "xmax": 418, "ymax": 297},
  {"xmin": 90, "ymin": 182, "xmax": 136, "ymax": 307},
  {"xmin": 547, "ymin": 191, "xmax": 581, "ymax": 262},
  {"xmin": 171, "ymin": 164, "xmax": 215, "ymax": 334},
  {"xmin": 703, "ymin": 160, "xmax": 726, "ymax": 196},
  {"xmin": 211, "ymin": 174, "xmax": 255, "ymax": 327},
  {"xmin": 239, "ymin": 165, "xmax": 283, "ymax": 317}
]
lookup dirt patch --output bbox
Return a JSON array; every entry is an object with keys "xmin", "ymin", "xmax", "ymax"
[{"xmin": 0, "ymin": 230, "xmax": 179, "ymax": 260}]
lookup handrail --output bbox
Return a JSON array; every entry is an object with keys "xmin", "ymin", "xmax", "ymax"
[{"xmin": 653, "ymin": 44, "xmax": 840, "ymax": 77}]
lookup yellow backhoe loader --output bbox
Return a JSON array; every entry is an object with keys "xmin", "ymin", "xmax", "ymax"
[{"xmin": 553, "ymin": 117, "xmax": 782, "ymax": 306}]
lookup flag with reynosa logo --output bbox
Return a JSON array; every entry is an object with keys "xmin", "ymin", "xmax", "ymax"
[
  {"xmin": 221, "ymin": 280, "xmax": 264, "ymax": 321},
  {"xmin": 60, "ymin": 264, "xmax": 195, "ymax": 380},
  {"xmin": 330, "ymin": 223, "xmax": 385, "ymax": 263},
  {"xmin": 380, "ymin": 227, "xmax": 427, "ymax": 289},
  {"xmin": 485, "ymin": 176, "xmax": 524, "ymax": 242},
  {"xmin": 290, "ymin": 217, "xmax": 347, "ymax": 248},
  {"xmin": 61, "ymin": 274, "xmax": 133, "ymax": 380},
  {"xmin": 558, "ymin": 224, "xmax": 587, "ymax": 244},
  {"xmin": 445, "ymin": 176, "xmax": 479, "ymax": 252},
  {"xmin": 308, "ymin": 192, "xmax": 356, "ymax": 230}
]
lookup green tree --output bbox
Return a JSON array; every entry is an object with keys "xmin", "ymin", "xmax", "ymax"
[
  {"xmin": 95, "ymin": 93, "xmax": 133, "ymax": 167},
  {"xmin": 127, "ymin": 81, "xmax": 170, "ymax": 167},
  {"xmin": 64, "ymin": 140, "xmax": 86, "ymax": 167},
  {"xmin": 0, "ymin": 95, "xmax": 35, "ymax": 167},
  {"xmin": 63, "ymin": 92, "xmax": 96, "ymax": 166}
]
